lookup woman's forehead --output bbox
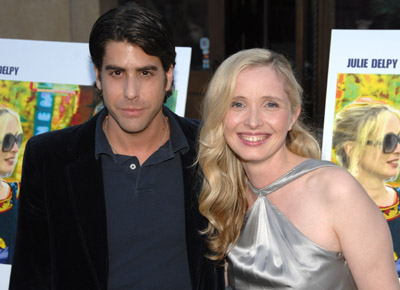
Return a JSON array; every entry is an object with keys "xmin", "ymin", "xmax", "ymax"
[
  {"xmin": 370, "ymin": 113, "xmax": 400, "ymax": 137},
  {"xmin": 1, "ymin": 115, "xmax": 20, "ymax": 134}
]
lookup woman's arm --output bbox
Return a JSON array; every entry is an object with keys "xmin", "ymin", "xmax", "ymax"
[{"xmin": 328, "ymin": 168, "xmax": 399, "ymax": 289}]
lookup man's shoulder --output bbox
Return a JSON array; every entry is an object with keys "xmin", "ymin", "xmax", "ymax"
[
  {"xmin": 169, "ymin": 111, "xmax": 200, "ymax": 128},
  {"xmin": 27, "ymin": 115, "xmax": 97, "ymax": 152},
  {"xmin": 166, "ymin": 109, "xmax": 200, "ymax": 139},
  {"xmin": 176, "ymin": 116, "xmax": 200, "ymax": 132}
]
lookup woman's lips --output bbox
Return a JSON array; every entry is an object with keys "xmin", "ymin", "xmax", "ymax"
[
  {"xmin": 388, "ymin": 158, "xmax": 399, "ymax": 168},
  {"xmin": 238, "ymin": 133, "xmax": 270, "ymax": 146},
  {"xmin": 4, "ymin": 156, "xmax": 16, "ymax": 166}
]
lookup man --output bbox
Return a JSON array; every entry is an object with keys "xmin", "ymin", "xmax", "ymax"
[{"xmin": 9, "ymin": 3, "xmax": 224, "ymax": 290}]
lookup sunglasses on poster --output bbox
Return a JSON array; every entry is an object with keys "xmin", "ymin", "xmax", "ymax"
[
  {"xmin": 367, "ymin": 133, "xmax": 400, "ymax": 154},
  {"xmin": 1, "ymin": 133, "xmax": 23, "ymax": 152}
]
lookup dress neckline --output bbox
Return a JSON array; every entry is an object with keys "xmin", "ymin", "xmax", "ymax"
[
  {"xmin": 248, "ymin": 159, "xmax": 335, "ymax": 196},
  {"xmin": 249, "ymin": 159, "xmax": 311, "ymax": 196}
]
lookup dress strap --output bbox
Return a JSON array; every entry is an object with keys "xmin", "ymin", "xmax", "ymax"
[{"xmin": 249, "ymin": 159, "xmax": 336, "ymax": 196}]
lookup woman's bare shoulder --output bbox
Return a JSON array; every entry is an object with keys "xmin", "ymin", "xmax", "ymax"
[
  {"xmin": 305, "ymin": 164, "xmax": 369, "ymax": 203},
  {"xmin": 307, "ymin": 164, "xmax": 355, "ymax": 184}
]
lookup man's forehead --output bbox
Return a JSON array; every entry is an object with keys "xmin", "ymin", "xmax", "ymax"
[{"xmin": 102, "ymin": 41, "xmax": 163, "ymax": 69}]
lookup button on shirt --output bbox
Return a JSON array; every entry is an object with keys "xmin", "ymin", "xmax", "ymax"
[{"xmin": 95, "ymin": 108, "xmax": 192, "ymax": 290}]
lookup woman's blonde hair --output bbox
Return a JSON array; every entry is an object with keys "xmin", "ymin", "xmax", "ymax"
[
  {"xmin": 333, "ymin": 102, "xmax": 400, "ymax": 177},
  {"xmin": 0, "ymin": 107, "xmax": 22, "ymax": 142},
  {"xmin": 198, "ymin": 48, "xmax": 320, "ymax": 261},
  {"xmin": 0, "ymin": 107, "xmax": 22, "ymax": 178}
]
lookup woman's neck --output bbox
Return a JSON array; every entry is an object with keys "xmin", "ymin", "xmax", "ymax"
[
  {"xmin": 243, "ymin": 149, "xmax": 306, "ymax": 189},
  {"xmin": 356, "ymin": 173, "xmax": 394, "ymax": 206},
  {"xmin": 0, "ymin": 180, "xmax": 10, "ymax": 200}
]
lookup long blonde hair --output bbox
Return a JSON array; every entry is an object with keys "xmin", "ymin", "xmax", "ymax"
[
  {"xmin": 198, "ymin": 48, "xmax": 320, "ymax": 260},
  {"xmin": 333, "ymin": 102, "xmax": 400, "ymax": 177}
]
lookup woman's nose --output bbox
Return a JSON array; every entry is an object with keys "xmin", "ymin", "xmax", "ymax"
[
  {"xmin": 244, "ymin": 107, "xmax": 263, "ymax": 129},
  {"xmin": 10, "ymin": 142, "xmax": 19, "ymax": 153}
]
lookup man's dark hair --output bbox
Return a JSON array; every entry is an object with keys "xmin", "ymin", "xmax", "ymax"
[{"xmin": 89, "ymin": 2, "xmax": 176, "ymax": 99}]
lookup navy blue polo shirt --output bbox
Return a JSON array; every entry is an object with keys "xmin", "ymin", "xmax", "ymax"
[{"xmin": 95, "ymin": 107, "xmax": 192, "ymax": 290}]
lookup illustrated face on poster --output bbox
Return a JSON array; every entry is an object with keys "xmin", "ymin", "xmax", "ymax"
[
  {"xmin": 329, "ymin": 73, "xmax": 400, "ymax": 186},
  {"xmin": 323, "ymin": 30, "xmax": 400, "ymax": 190},
  {"xmin": 323, "ymin": 30, "xmax": 400, "ymax": 276}
]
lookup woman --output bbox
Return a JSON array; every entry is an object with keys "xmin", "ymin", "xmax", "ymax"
[
  {"xmin": 333, "ymin": 102, "xmax": 400, "ymax": 276},
  {"xmin": 0, "ymin": 107, "xmax": 22, "ymax": 264},
  {"xmin": 198, "ymin": 48, "xmax": 399, "ymax": 289}
]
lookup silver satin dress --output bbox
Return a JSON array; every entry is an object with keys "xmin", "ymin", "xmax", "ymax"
[{"xmin": 227, "ymin": 159, "xmax": 358, "ymax": 290}]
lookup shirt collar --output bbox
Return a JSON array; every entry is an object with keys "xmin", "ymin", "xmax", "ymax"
[
  {"xmin": 163, "ymin": 106, "xmax": 189, "ymax": 155},
  {"xmin": 95, "ymin": 108, "xmax": 112, "ymax": 160},
  {"xmin": 94, "ymin": 105, "xmax": 189, "ymax": 160}
]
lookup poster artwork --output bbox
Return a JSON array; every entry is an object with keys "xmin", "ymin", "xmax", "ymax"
[{"xmin": 322, "ymin": 30, "xmax": 400, "ymax": 276}]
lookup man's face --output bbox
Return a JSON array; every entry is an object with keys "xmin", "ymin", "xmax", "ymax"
[{"xmin": 95, "ymin": 41, "xmax": 173, "ymax": 136}]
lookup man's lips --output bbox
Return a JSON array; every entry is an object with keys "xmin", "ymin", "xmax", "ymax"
[{"xmin": 120, "ymin": 108, "xmax": 145, "ymax": 116}]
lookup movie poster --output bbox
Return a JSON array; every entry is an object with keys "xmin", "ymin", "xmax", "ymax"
[
  {"xmin": 0, "ymin": 38, "xmax": 191, "ymax": 285},
  {"xmin": 322, "ymin": 30, "xmax": 400, "ymax": 276},
  {"xmin": 322, "ymin": 30, "xmax": 400, "ymax": 180}
]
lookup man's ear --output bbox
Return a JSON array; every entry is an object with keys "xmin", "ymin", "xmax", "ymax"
[
  {"xmin": 94, "ymin": 66, "xmax": 102, "ymax": 91},
  {"xmin": 165, "ymin": 65, "xmax": 174, "ymax": 91}
]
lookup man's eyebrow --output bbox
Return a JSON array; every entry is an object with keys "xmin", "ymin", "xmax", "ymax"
[
  {"xmin": 136, "ymin": 65, "xmax": 158, "ymax": 72},
  {"xmin": 103, "ymin": 64, "xmax": 159, "ymax": 72},
  {"xmin": 104, "ymin": 65, "xmax": 125, "ymax": 71}
]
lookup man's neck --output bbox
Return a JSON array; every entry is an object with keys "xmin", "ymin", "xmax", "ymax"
[{"xmin": 104, "ymin": 113, "xmax": 169, "ymax": 164}]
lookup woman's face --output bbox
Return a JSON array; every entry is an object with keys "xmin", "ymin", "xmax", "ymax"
[
  {"xmin": 358, "ymin": 113, "xmax": 400, "ymax": 181},
  {"xmin": 223, "ymin": 65, "xmax": 298, "ymax": 166},
  {"xmin": 0, "ymin": 116, "xmax": 22, "ymax": 177}
]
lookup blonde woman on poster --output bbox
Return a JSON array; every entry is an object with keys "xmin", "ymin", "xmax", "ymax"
[
  {"xmin": 333, "ymin": 102, "xmax": 400, "ymax": 276},
  {"xmin": 0, "ymin": 107, "xmax": 22, "ymax": 264}
]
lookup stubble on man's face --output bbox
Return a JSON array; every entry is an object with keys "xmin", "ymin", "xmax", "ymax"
[{"xmin": 94, "ymin": 41, "xmax": 173, "ymax": 137}]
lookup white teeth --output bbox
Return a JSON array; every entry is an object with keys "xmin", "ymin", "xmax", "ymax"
[{"xmin": 242, "ymin": 135, "xmax": 265, "ymax": 142}]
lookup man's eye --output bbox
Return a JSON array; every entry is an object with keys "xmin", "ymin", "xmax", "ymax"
[
  {"xmin": 111, "ymin": 71, "xmax": 122, "ymax": 76},
  {"xmin": 141, "ymin": 71, "xmax": 152, "ymax": 76}
]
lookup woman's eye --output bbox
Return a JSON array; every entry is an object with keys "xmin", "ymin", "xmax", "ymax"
[
  {"xmin": 266, "ymin": 102, "xmax": 278, "ymax": 108},
  {"xmin": 231, "ymin": 101, "xmax": 244, "ymax": 108}
]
